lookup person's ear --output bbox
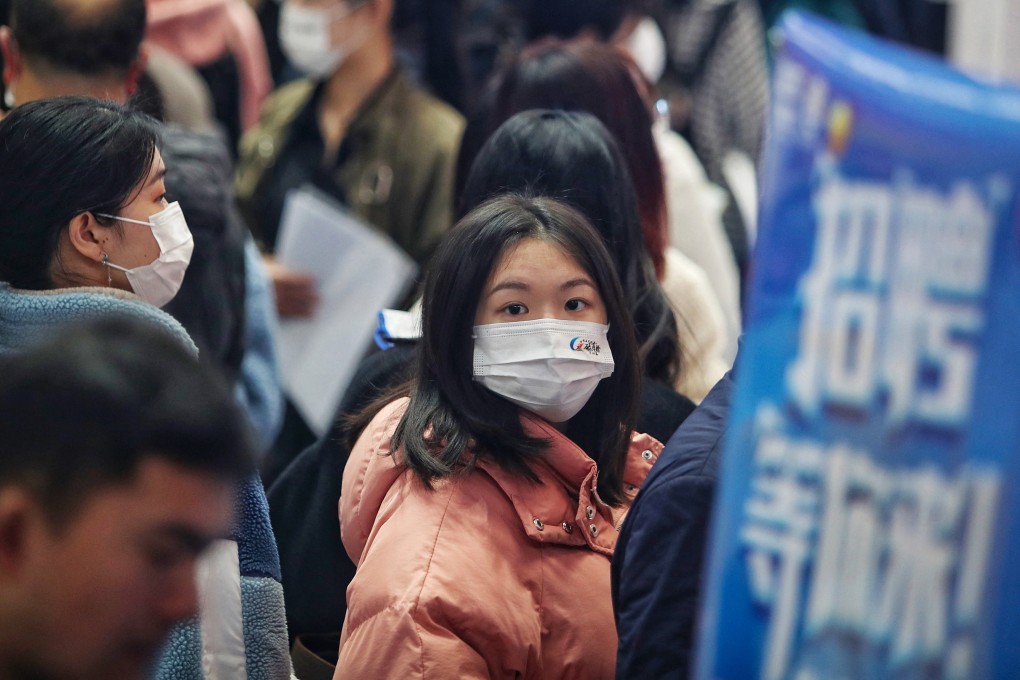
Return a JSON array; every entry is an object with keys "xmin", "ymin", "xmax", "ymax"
[
  {"xmin": 0, "ymin": 488, "xmax": 37, "ymax": 577},
  {"xmin": 66, "ymin": 212, "xmax": 113, "ymax": 264},
  {"xmin": 0, "ymin": 26, "xmax": 22, "ymax": 94},
  {"xmin": 125, "ymin": 45, "xmax": 149, "ymax": 98}
]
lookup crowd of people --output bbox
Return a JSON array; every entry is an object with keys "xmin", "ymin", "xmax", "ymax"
[{"xmin": 0, "ymin": 1, "xmax": 950, "ymax": 679}]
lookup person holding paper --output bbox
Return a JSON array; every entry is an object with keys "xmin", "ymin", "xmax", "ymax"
[
  {"xmin": 236, "ymin": 0, "xmax": 464, "ymax": 318},
  {"xmin": 336, "ymin": 195, "xmax": 662, "ymax": 678}
]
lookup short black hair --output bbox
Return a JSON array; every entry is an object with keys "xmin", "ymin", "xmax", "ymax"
[
  {"xmin": 10, "ymin": 0, "xmax": 146, "ymax": 76},
  {"xmin": 0, "ymin": 96, "xmax": 162, "ymax": 289},
  {"xmin": 461, "ymin": 109, "xmax": 681, "ymax": 385},
  {"xmin": 393, "ymin": 194, "xmax": 641, "ymax": 506},
  {"xmin": 0, "ymin": 316, "xmax": 255, "ymax": 526}
]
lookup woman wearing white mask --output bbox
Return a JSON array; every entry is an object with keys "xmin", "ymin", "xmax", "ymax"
[
  {"xmin": 336, "ymin": 194, "xmax": 662, "ymax": 679},
  {"xmin": 0, "ymin": 96, "xmax": 195, "ymax": 349}
]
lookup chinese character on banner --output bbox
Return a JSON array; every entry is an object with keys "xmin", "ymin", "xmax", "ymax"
[
  {"xmin": 742, "ymin": 434, "xmax": 823, "ymax": 680},
  {"xmin": 695, "ymin": 12, "xmax": 1020, "ymax": 680},
  {"xmin": 742, "ymin": 435, "xmax": 1002, "ymax": 680}
]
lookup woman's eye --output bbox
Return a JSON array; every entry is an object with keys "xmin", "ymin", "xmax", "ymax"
[
  {"xmin": 565, "ymin": 298, "xmax": 588, "ymax": 312},
  {"xmin": 504, "ymin": 303, "xmax": 527, "ymax": 315}
]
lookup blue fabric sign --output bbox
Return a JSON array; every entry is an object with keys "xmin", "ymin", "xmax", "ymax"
[{"xmin": 695, "ymin": 11, "xmax": 1020, "ymax": 680}]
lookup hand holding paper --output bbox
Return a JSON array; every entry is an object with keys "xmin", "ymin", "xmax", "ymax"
[{"xmin": 263, "ymin": 255, "xmax": 319, "ymax": 318}]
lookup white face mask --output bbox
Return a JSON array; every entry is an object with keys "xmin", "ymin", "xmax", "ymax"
[
  {"xmin": 279, "ymin": 1, "xmax": 367, "ymax": 78},
  {"xmin": 473, "ymin": 318, "xmax": 615, "ymax": 424},
  {"xmin": 97, "ymin": 202, "xmax": 194, "ymax": 308}
]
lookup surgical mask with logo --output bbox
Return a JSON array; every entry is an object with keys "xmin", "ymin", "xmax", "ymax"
[
  {"xmin": 279, "ymin": 1, "xmax": 367, "ymax": 78},
  {"xmin": 473, "ymin": 318, "xmax": 615, "ymax": 423},
  {"xmin": 97, "ymin": 202, "xmax": 194, "ymax": 308}
]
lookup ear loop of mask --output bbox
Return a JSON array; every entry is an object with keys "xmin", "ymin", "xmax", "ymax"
[
  {"xmin": 96, "ymin": 213, "xmax": 154, "ymax": 227},
  {"xmin": 94, "ymin": 212, "xmax": 144, "ymax": 287}
]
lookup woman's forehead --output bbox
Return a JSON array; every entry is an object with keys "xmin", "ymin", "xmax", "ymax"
[{"xmin": 486, "ymin": 237, "xmax": 591, "ymax": 284}]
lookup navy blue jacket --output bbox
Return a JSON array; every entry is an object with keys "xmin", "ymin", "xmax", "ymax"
[{"xmin": 612, "ymin": 370, "xmax": 734, "ymax": 679}]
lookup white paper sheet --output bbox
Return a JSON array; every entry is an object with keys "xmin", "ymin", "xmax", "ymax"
[{"xmin": 273, "ymin": 186, "xmax": 417, "ymax": 435}]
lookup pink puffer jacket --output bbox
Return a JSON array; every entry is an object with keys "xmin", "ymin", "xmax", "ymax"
[{"xmin": 335, "ymin": 398, "xmax": 663, "ymax": 679}]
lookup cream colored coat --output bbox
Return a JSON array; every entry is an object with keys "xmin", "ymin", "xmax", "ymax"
[
  {"xmin": 663, "ymin": 246, "xmax": 731, "ymax": 402},
  {"xmin": 336, "ymin": 399, "xmax": 663, "ymax": 679},
  {"xmin": 656, "ymin": 123, "xmax": 742, "ymax": 363}
]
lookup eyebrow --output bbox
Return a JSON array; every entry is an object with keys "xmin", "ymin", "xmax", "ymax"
[
  {"xmin": 146, "ymin": 166, "xmax": 167, "ymax": 188},
  {"xmin": 561, "ymin": 277, "xmax": 597, "ymax": 291},
  {"xmin": 486, "ymin": 277, "xmax": 597, "ymax": 298},
  {"xmin": 151, "ymin": 523, "xmax": 224, "ymax": 553},
  {"xmin": 486, "ymin": 280, "xmax": 529, "ymax": 297}
]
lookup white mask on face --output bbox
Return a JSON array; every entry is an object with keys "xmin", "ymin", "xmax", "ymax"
[
  {"xmin": 97, "ymin": 202, "xmax": 194, "ymax": 308},
  {"xmin": 473, "ymin": 318, "xmax": 615, "ymax": 424},
  {"xmin": 279, "ymin": 1, "xmax": 367, "ymax": 78}
]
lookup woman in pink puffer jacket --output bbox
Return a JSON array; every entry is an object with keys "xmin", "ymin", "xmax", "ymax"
[{"xmin": 336, "ymin": 194, "xmax": 663, "ymax": 679}]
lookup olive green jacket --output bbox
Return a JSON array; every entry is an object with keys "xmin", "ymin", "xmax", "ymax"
[{"xmin": 235, "ymin": 69, "xmax": 464, "ymax": 264}]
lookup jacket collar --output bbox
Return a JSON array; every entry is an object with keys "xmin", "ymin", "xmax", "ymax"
[{"xmin": 475, "ymin": 414, "xmax": 661, "ymax": 557}]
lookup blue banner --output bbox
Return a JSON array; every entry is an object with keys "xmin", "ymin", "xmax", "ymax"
[{"xmin": 695, "ymin": 11, "xmax": 1020, "ymax": 680}]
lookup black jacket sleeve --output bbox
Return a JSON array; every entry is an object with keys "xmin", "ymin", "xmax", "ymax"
[{"xmin": 612, "ymin": 371, "xmax": 734, "ymax": 679}]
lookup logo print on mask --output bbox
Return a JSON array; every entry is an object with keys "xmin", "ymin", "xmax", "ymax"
[{"xmin": 570, "ymin": 337, "xmax": 602, "ymax": 356}]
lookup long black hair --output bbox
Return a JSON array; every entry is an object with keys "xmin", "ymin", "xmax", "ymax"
[
  {"xmin": 461, "ymin": 109, "xmax": 681, "ymax": 386},
  {"xmin": 0, "ymin": 96, "xmax": 162, "ymax": 289},
  {"xmin": 373, "ymin": 194, "xmax": 641, "ymax": 506}
]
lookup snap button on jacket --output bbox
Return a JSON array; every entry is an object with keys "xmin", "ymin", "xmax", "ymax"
[{"xmin": 336, "ymin": 398, "xmax": 662, "ymax": 679}]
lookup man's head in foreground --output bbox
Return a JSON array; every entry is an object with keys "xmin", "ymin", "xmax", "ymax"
[{"xmin": 0, "ymin": 317, "xmax": 254, "ymax": 680}]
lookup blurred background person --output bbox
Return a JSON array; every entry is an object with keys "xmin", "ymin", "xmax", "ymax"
[
  {"xmin": 145, "ymin": 0, "xmax": 273, "ymax": 154},
  {"xmin": 0, "ymin": 316, "xmax": 253, "ymax": 680},
  {"xmin": 235, "ymin": 0, "xmax": 465, "ymax": 318},
  {"xmin": 653, "ymin": 0, "xmax": 769, "ymax": 277},
  {"xmin": 235, "ymin": 0, "xmax": 466, "ymax": 478},
  {"xmin": 510, "ymin": 1, "xmax": 745, "ymax": 325},
  {"xmin": 140, "ymin": 42, "xmax": 220, "ymax": 134}
]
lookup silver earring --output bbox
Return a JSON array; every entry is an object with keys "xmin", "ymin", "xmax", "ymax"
[{"xmin": 101, "ymin": 252, "xmax": 112, "ymax": 286}]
